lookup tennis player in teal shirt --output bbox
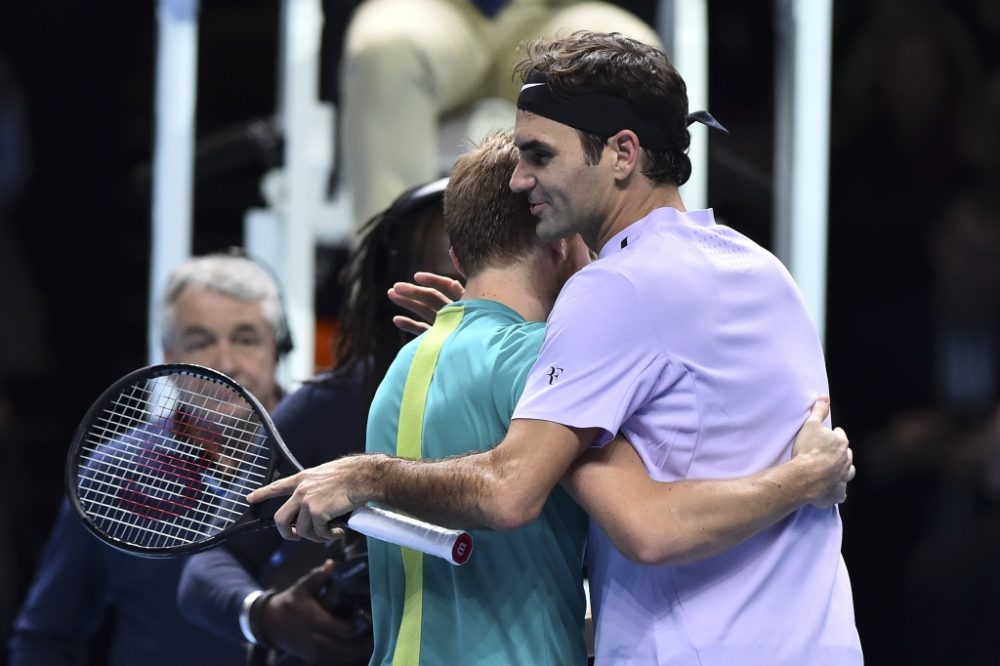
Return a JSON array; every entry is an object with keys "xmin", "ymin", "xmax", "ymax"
[{"xmin": 364, "ymin": 132, "xmax": 594, "ymax": 665}]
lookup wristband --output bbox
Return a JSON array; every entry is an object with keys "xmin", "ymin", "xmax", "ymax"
[{"xmin": 239, "ymin": 589, "xmax": 268, "ymax": 645}]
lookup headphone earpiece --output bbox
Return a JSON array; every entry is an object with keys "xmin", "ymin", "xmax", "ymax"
[
  {"xmin": 385, "ymin": 177, "xmax": 448, "ymax": 219},
  {"xmin": 273, "ymin": 310, "xmax": 294, "ymax": 358},
  {"xmin": 224, "ymin": 246, "xmax": 294, "ymax": 359}
]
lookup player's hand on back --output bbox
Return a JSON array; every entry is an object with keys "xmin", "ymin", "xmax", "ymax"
[{"xmin": 791, "ymin": 397, "xmax": 856, "ymax": 508}]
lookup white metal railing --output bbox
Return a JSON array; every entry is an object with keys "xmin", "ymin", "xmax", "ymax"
[
  {"xmin": 774, "ymin": 0, "xmax": 833, "ymax": 340},
  {"xmin": 148, "ymin": 0, "xmax": 198, "ymax": 365}
]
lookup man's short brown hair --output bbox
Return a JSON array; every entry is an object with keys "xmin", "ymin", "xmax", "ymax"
[{"xmin": 444, "ymin": 131, "xmax": 540, "ymax": 277}]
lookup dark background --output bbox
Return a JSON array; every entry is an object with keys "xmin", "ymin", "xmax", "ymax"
[{"xmin": 3, "ymin": 1, "xmax": 1000, "ymax": 663}]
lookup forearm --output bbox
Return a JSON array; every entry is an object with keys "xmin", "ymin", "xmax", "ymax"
[
  {"xmin": 178, "ymin": 548, "xmax": 262, "ymax": 644},
  {"xmin": 356, "ymin": 421, "xmax": 594, "ymax": 530},
  {"xmin": 256, "ymin": 420, "xmax": 593, "ymax": 539},
  {"xmin": 565, "ymin": 444, "xmax": 827, "ymax": 566},
  {"xmin": 353, "ymin": 447, "xmax": 534, "ymax": 531},
  {"xmin": 637, "ymin": 461, "xmax": 820, "ymax": 565},
  {"xmin": 353, "ymin": 420, "xmax": 592, "ymax": 530}
]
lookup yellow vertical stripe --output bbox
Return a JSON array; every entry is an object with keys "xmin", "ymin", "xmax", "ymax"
[
  {"xmin": 393, "ymin": 548, "xmax": 424, "ymax": 665},
  {"xmin": 392, "ymin": 306, "xmax": 464, "ymax": 666}
]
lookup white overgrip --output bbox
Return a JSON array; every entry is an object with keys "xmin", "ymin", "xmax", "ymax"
[{"xmin": 347, "ymin": 505, "xmax": 474, "ymax": 566}]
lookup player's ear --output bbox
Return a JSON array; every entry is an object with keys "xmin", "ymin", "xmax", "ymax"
[
  {"xmin": 448, "ymin": 246, "xmax": 467, "ymax": 279},
  {"xmin": 609, "ymin": 130, "xmax": 641, "ymax": 180}
]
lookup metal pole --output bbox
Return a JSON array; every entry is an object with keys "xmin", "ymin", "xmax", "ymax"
[
  {"xmin": 774, "ymin": 0, "xmax": 833, "ymax": 340},
  {"xmin": 274, "ymin": 0, "xmax": 326, "ymax": 384},
  {"xmin": 659, "ymin": 0, "xmax": 710, "ymax": 211},
  {"xmin": 149, "ymin": 0, "xmax": 199, "ymax": 363}
]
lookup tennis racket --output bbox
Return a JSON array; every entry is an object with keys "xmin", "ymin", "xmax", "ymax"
[{"xmin": 66, "ymin": 363, "xmax": 473, "ymax": 565}]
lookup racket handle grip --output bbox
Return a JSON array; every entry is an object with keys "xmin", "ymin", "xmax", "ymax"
[{"xmin": 346, "ymin": 506, "xmax": 473, "ymax": 566}]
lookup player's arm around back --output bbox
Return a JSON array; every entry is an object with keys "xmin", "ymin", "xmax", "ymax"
[
  {"xmin": 562, "ymin": 398, "xmax": 855, "ymax": 566},
  {"xmin": 251, "ymin": 419, "xmax": 597, "ymax": 539},
  {"xmin": 355, "ymin": 418, "xmax": 595, "ymax": 531},
  {"xmin": 457, "ymin": 419, "xmax": 599, "ymax": 531}
]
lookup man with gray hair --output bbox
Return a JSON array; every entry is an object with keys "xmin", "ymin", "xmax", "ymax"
[
  {"xmin": 160, "ymin": 250, "xmax": 290, "ymax": 411},
  {"xmin": 8, "ymin": 250, "xmax": 288, "ymax": 666}
]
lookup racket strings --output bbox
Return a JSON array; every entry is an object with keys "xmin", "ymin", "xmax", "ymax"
[
  {"xmin": 75, "ymin": 372, "xmax": 273, "ymax": 550},
  {"xmin": 93, "ymin": 395, "xmax": 270, "ymax": 483},
  {"xmin": 84, "ymin": 395, "xmax": 267, "ymax": 492},
  {"xmin": 76, "ymin": 485, "xmax": 243, "ymax": 541},
  {"xmin": 80, "ymin": 435, "xmax": 268, "ymax": 516},
  {"xmin": 78, "ymin": 435, "xmax": 252, "ymax": 519}
]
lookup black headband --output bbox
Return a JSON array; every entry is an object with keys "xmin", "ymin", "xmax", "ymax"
[{"xmin": 516, "ymin": 71, "xmax": 728, "ymax": 151}]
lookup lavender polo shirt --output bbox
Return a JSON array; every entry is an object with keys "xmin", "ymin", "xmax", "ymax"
[{"xmin": 512, "ymin": 208, "xmax": 862, "ymax": 665}]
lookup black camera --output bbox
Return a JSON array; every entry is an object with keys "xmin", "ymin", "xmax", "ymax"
[{"xmin": 317, "ymin": 550, "xmax": 372, "ymax": 638}]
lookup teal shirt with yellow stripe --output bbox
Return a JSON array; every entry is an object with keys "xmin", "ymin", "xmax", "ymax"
[{"xmin": 365, "ymin": 300, "xmax": 588, "ymax": 665}]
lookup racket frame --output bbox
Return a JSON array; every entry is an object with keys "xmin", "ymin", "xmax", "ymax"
[
  {"xmin": 66, "ymin": 363, "xmax": 296, "ymax": 558},
  {"xmin": 67, "ymin": 362, "xmax": 473, "ymax": 566}
]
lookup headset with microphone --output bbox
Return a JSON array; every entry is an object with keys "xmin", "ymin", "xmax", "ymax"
[{"xmin": 221, "ymin": 246, "xmax": 295, "ymax": 359}]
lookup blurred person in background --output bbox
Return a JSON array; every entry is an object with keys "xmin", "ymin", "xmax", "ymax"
[
  {"xmin": 828, "ymin": 2, "xmax": 984, "ymax": 316},
  {"xmin": 825, "ymin": 4, "xmax": 1000, "ymax": 662},
  {"xmin": 7, "ymin": 251, "xmax": 287, "ymax": 666},
  {"xmin": 896, "ymin": 188, "xmax": 1000, "ymax": 666},
  {"xmin": 835, "ymin": 188, "xmax": 1000, "ymax": 665},
  {"xmin": 338, "ymin": 0, "xmax": 661, "ymax": 229},
  {"xmin": 178, "ymin": 180, "xmax": 458, "ymax": 665}
]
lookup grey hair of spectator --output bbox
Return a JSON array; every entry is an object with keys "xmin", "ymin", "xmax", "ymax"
[{"xmin": 159, "ymin": 252, "xmax": 289, "ymax": 355}]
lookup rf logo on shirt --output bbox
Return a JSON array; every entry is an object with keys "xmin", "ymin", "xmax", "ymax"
[{"xmin": 546, "ymin": 366, "xmax": 564, "ymax": 384}]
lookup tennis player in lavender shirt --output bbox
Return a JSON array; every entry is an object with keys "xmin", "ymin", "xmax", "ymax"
[
  {"xmin": 251, "ymin": 31, "xmax": 862, "ymax": 665},
  {"xmin": 514, "ymin": 206, "xmax": 861, "ymax": 664}
]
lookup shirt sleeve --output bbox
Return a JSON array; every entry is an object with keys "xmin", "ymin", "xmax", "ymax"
[
  {"xmin": 491, "ymin": 323, "xmax": 547, "ymax": 422},
  {"xmin": 511, "ymin": 265, "xmax": 670, "ymax": 445},
  {"xmin": 9, "ymin": 499, "xmax": 108, "ymax": 666},
  {"xmin": 177, "ymin": 547, "xmax": 260, "ymax": 644}
]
